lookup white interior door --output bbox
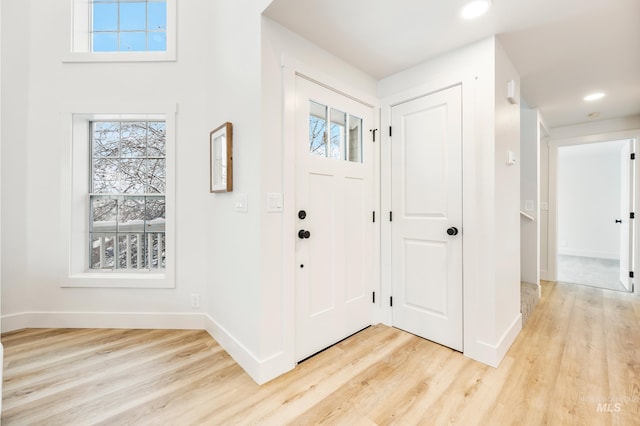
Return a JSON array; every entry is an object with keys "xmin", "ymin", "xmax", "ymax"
[
  {"xmin": 619, "ymin": 139, "xmax": 634, "ymax": 291},
  {"xmin": 295, "ymin": 76, "xmax": 375, "ymax": 361},
  {"xmin": 390, "ymin": 85, "xmax": 463, "ymax": 351}
]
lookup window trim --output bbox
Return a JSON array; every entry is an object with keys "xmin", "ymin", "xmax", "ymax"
[
  {"xmin": 60, "ymin": 104, "xmax": 176, "ymax": 288},
  {"xmin": 64, "ymin": 0, "xmax": 177, "ymax": 63}
]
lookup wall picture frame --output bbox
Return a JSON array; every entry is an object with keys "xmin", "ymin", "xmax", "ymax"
[{"xmin": 210, "ymin": 122, "xmax": 233, "ymax": 193}]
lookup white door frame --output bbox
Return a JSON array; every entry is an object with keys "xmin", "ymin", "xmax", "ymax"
[
  {"xmin": 548, "ymin": 129, "xmax": 640, "ymax": 295},
  {"xmin": 281, "ymin": 56, "xmax": 382, "ymax": 367},
  {"xmin": 380, "ymin": 70, "xmax": 480, "ymax": 350}
]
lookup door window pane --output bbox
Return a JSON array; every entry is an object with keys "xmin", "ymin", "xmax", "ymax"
[
  {"xmin": 330, "ymin": 108, "xmax": 346, "ymax": 160},
  {"xmin": 348, "ymin": 115, "xmax": 363, "ymax": 163},
  {"xmin": 309, "ymin": 101, "xmax": 327, "ymax": 157}
]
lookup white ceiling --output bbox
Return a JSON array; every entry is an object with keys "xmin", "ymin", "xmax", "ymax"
[
  {"xmin": 263, "ymin": 0, "xmax": 640, "ymax": 129},
  {"xmin": 559, "ymin": 139, "xmax": 628, "ymax": 159}
]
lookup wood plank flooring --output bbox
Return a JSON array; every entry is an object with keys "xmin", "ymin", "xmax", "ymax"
[{"xmin": 2, "ymin": 281, "xmax": 639, "ymax": 425}]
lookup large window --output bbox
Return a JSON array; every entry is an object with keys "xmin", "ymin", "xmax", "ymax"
[
  {"xmin": 61, "ymin": 108, "xmax": 175, "ymax": 288},
  {"xmin": 91, "ymin": 0, "xmax": 167, "ymax": 52},
  {"xmin": 90, "ymin": 121, "xmax": 166, "ymax": 270}
]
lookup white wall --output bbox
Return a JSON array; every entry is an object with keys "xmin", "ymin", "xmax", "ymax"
[
  {"xmin": 493, "ymin": 40, "xmax": 521, "ymax": 352},
  {"xmin": 520, "ymin": 103, "xmax": 540, "ymax": 285},
  {"xmin": 557, "ymin": 143, "xmax": 621, "ymax": 259},
  {"xmin": 540, "ymin": 139, "xmax": 550, "ymax": 280},
  {"xmin": 379, "ymin": 37, "xmax": 521, "ymax": 367},
  {"xmin": 201, "ymin": 0, "xmax": 270, "ymax": 382},
  {"xmin": 0, "ymin": 0, "xmax": 220, "ymax": 327}
]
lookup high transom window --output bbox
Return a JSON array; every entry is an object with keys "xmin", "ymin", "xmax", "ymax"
[
  {"xmin": 90, "ymin": 121, "xmax": 166, "ymax": 270},
  {"xmin": 91, "ymin": 0, "xmax": 167, "ymax": 52}
]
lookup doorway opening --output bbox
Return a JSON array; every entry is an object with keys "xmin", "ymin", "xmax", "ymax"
[{"xmin": 556, "ymin": 139, "xmax": 635, "ymax": 292}]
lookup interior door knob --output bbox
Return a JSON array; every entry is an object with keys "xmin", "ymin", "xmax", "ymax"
[
  {"xmin": 447, "ymin": 227, "xmax": 459, "ymax": 236},
  {"xmin": 298, "ymin": 230, "xmax": 311, "ymax": 239}
]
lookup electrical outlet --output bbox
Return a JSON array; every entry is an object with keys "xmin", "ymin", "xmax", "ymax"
[{"xmin": 191, "ymin": 294, "xmax": 200, "ymax": 309}]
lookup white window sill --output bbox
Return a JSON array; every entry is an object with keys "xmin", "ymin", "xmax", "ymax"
[
  {"xmin": 62, "ymin": 272, "xmax": 173, "ymax": 289},
  {"xmin": 62, "ymin": 51, "xmax": 176, "ymax": 64}
]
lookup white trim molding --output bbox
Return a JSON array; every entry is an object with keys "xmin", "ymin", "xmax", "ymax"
[
  {"xmin": 1, "ymin": 311, "xmax": 205, "ymax": 333},
  {"xmin": 58, "ymin": 103, "xmax": 177, "ymax": 289},
  {"xmin": 464, "ymin": 314, "xmax": 523, "ymax": 368}
]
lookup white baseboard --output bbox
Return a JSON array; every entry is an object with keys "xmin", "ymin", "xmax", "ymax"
[
  {"xmin": 464, "ymin": 314, "xmax": 522, "ymax": 368},
  {"xmin": 202, "ymin": 314, "xmax": 293, "ymax": 385},
  {"xmin": 1, "ymin": 311, "xmax": 205, "ymax": 333}
]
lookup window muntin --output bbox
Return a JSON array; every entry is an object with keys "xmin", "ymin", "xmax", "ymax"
[
  {"xmin": 308, "ymin": 100, "xmax": 363, "ymax": 163},
  {"xmin": 90, "ymin": 121, "xmax": 166, "ymax": 270},
  {"xmin": 91, "ymin": 0, "xmax": 167, "ymax": 52}
]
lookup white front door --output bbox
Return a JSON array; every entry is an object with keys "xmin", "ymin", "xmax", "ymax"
[
  {"xmin": 619, "ymin": 139, "xmax": 635, "ymax": 291},
  {"xmin": 295, "ymin": 76, "xmax": 375, "ymax": 361},
  {"xmin": 390, "ymin": 85, "xmax": 463, "ymax": 351}
]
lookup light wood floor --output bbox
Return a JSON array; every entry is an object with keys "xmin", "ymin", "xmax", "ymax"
[{"xmin": 2, "ymin": 281, "xmax": 639, "ymax": 425}]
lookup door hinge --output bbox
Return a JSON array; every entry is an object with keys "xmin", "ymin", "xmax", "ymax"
[
  {"xmin": 369, "ymin": 128, "xmax": 378, "ymax": 142},
  {"xmin": 630, "ymin": 271, "xmax": 634, "ymax": 278},
  {"xmin": 389, "ymin": 126, "xmax": 392, "ymax": 137},
  {"xmin": 390, "ymin": 211, "xmax": 393, "ymax": 222},
  {"xmin": 390, "ymin": 296, "xmax": 393, "ymax": 307},
  {"xmin": 373, "ymin": 211, "xmax": 376, "ymax": 223},
  {"xmin": 372, "ymin": 291, "xmax": 376, "ymax": 303},
  {"xmin": 631, "ymin": 153, "xmax": 636, "ymax": 160},
  {"xmin": 631, "ymin": 212, "xmax": 635, "ymax": 219}
]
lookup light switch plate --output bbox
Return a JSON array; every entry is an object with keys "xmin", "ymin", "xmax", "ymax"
[
  {"xmin": 266, "ymin": 193, "xmax": 283, "ymax": 212},
  {"xmin": 235, "ymin": 193, "xmax": 248, "ymax": 213}
]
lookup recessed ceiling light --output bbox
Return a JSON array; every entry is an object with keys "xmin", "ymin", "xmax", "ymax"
[
  {"xmin": 584, "ymin": 92, "xmax": 605, "ymax": 102},
  {"xmin": 461, "ymin": 0, "xmax": 491, "ymax": 20}
]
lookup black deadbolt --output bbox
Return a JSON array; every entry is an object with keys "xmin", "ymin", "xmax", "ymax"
[
  {"xmin": 298, "ymin": 210, "xmax": 307, "ymax": 220},
  {"xmin": 298, "ymin": 230, "xmax": 311, "ymax": 239},
  {"xmin": 447, "ymin": 227, "xmax": 459, "ymax": 236}
]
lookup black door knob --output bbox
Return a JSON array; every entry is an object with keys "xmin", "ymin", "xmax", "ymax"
[
  {"xmin": 298, "ymin": 230, "xmax": 311, "ymax": 239},
  {"xmin": 447, "ymin": 227, "xmax": 459, "ymax": 236}
]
